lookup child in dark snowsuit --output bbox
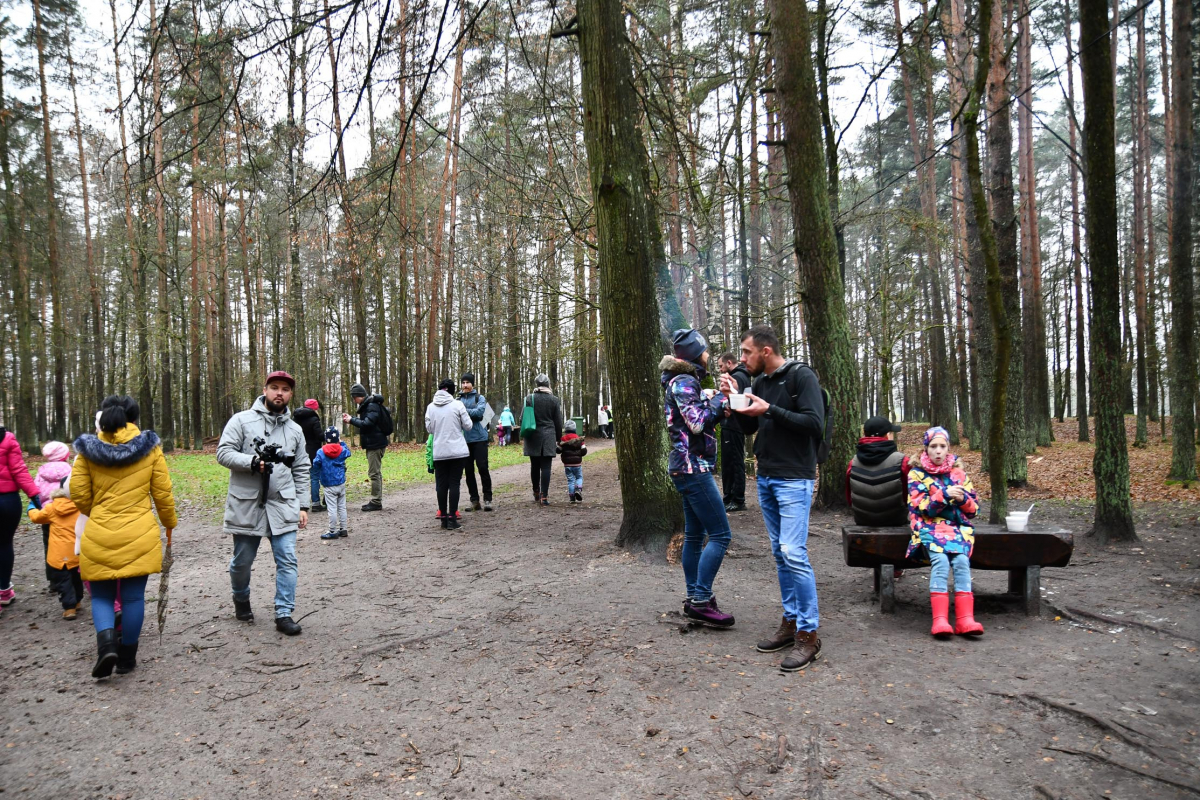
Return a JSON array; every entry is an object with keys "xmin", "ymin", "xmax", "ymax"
[{"xmin": 556, "ymin": 420, "xmax": 588, "ymax": 503}]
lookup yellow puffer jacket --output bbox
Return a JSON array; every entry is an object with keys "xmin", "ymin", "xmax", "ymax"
[{"xmin": 71, "ymin": 423, "xmax": 178, "ymax": 581}]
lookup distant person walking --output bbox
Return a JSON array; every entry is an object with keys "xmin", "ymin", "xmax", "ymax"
[
  {"xmin": 426, "ymin": 378, "xmax": 473, "ymax": 530},
  {"xmin": 71, "ymin": 395, "xmax": 177, "ymax": 678},
  {"xmin": 293, "ymin": 399, "xmax": 326, "ymax": 511},
  {"xmin": 497, "ymin": 406, "xmax": 515, "ymax": 446},
  {"xmin": 721, "ymin": 325, "xmax": 825, "ymax": 672},
  {"xmin": 0, "ymin": 420, "xmax": 42, "ymax": 614},
  {"xmin": 217, "ymin": 371, "xmax": 311, "ymax": 637},
  {"xmin": 556, "ymin": 420, "xmax": 588, "ymax": 503},
  {"xmin": 717, "ymin": 350, "xmax": 751, "ymax": 512},
  {"xmin": 344, "ymin": 384, "xmax": 390, "ymax": 512},
  {"xmin": 314, "ymin": 427, "xmax": 352, "ymax": 540},
  {"xmin": 598, "ymin": 405, "xmax": 614, "ymax": 439},
  {"xmin": 34, "ymin": 441, "xmax": 74, "ymax": 590},
  {"xmin": 662, "ymin": 329, "xmax": 735, "ymax": 628},
  {"xmin": 523, "ymin": 374, "xmax": 564, "ymax": 506},
  {"xmin": 458, "ymin": 374, "xmax": 493, "ymax": 511}
]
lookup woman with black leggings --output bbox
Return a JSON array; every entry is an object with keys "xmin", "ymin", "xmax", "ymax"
[
  {"xmin": 522, "ymin": 374, "xmax": 564, "ymax": 506},
  {"xmin": 426, "ymin": 378, "xmax": 473, "ymax": 531},
  {"xmin": 0, "ymin": 423, "xmax": 42, "ymax": 612}
]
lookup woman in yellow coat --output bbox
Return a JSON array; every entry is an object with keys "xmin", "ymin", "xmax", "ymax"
[{"xmin": 71, "ymin": 395, "xmax": 177, "ymax": 679}]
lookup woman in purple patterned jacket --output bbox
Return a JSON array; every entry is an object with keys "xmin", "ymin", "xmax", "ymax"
[{"xmin": 660, "ymin": 329, "xmax": 735, "ymax": 628}]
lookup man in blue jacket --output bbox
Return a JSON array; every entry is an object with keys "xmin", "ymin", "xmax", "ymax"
[{"xmin": 459, "ymin": 374, "xmax": 493, "ymax": 511}]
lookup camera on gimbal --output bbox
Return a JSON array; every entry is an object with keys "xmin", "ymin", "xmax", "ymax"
[{"xmin": 251, "ymin": 437, "xmax": 296, "ymax": 506}]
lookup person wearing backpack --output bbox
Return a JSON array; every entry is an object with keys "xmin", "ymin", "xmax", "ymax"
[
  {"xmin": 522, "ymin": 374, "xmax": 564, "ymax": 505},
  {"xmin": 720, "ymin": 324, "xmax": 826, "ymax": 673},
  {"xmin": 343, "ymin": 383, "xmax": 392, "ymax": 512}
]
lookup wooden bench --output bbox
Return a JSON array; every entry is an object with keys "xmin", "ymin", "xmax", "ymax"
[{"xmin": 842, "ymin": 524, "xmax": 1074, "ymax": 616}]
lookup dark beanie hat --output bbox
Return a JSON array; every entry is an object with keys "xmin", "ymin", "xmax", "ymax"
[
  {"xmin": 350, "ymin": 383, "xmax": 368, "ymax": 397},
  {"xmin": 461, "ymin": 373, "xmax": 476, "ymax": 385},
  {"xmin": 672, "ymin": 328, "xmax": 708, "ymax": 364}
]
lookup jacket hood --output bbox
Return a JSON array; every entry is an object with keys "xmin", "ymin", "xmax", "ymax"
[
  {"xmin": 659, "ymin": 355, "xmax": 701, "ymax": 378},
  {"xmin": 293, "ymin": 407, "xmax": 318, "ymax": 422},
  {"xmin": 252, "ymin": 395, "xmax": 293, "ymax": 421},
  {"xmin": 433, "ymin": 389, "xmax": 454, "ymax": 406},
  {"xmin": 321, "ymin": 442, "xmax": 347, "ymax": 458},
  {"xmin": 50, "ymin": 487, "xmax": 73, "ymax": 502},
  {"xmin": 74, "ymin": 425, "xmax": 161, "ymax": 467},
  {"xmin": 360, "ymin": 394, "xmax": 385, "ymax": 406},
  {"xmin": 856, "ymin": 436, "xmax": 898, "ymax": 466}
]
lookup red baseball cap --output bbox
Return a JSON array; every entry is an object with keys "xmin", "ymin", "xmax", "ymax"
[{"xmin": 265, "ymin": 370, "xmax": 295, "ymax": 389}]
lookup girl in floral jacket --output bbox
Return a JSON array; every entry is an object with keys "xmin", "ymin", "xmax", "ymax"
[{"xmin": 906, "ymin": 426, "xmax": 984, "ymax": 637}]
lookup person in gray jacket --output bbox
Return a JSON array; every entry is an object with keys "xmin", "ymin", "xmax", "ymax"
[
  {"xmin": 523, "ymin": 373, "xmax": 564, "ymax": 506},
  {"xmin": 216, "ymin": 371, "xmax": 311, "ymax": 636},
  {"xmin": 426, "ymin": 378, "xmax": 473, "ymax": 530},
  {"xmin": 458, "ymin": 373, "xmax": 493, "ymax": 511}
]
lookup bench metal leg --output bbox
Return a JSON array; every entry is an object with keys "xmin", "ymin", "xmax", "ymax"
[{"xmin": 880, "ymin": 564, "xmax": 896, "ymax": 614}]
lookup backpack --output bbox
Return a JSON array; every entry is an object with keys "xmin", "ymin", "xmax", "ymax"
[
  {"xmin": 375, "ymin": 402, "xmax": 395, "ymax": 437},
  {"xmin": 425, "ymin": 434, "xmax": 435, "ymax": 474},
  {"xmin": 519, "ymin": 395, "xmax": 538, "ymax": 437},
  {"xmin": 782, "ymin": 362, "xmax": 833, "ymax": 464}
]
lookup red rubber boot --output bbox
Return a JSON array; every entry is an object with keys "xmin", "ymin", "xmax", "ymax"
[
  {"xmin": 953, "ymin": 591, "xmax": 985, "ymax": 636},
  {"xmin": 930, "ymin": 592, "xmax": 954, "ymax": 638}
]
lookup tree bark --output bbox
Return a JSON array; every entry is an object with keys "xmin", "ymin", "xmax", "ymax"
[
  {"xmin": 1066, "ymin": 0, "xmax": 1089, "ymax": 441},
  {"xmin": 766, "ymin": 0, "xmax": 860, "ymax": 509},
  {"xmin": 1081, "ymin": 0, "xmax": 1137, "ymax": 540},
  {"xmin": 148, "ymin": 0, "xmax": 173, "ymax": 449},
  {"xmin": 576, "ymin": 0, "xmax": 680, "ymax": 551},
  {"xmin": 1167, "ymin": 0, "xmax": 1197, "ymax": 481}
]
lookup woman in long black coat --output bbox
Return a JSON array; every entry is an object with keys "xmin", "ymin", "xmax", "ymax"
[{"xmin": 522, "ymin": 374, "xmax": 564, "ymax": 505}]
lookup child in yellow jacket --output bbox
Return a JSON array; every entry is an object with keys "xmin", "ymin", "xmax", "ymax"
[{"xmin": 28, "ymin": 488, "xmax": 84, "ymax": 620}]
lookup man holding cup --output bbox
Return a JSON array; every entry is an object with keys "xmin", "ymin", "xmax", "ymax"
[{"xmin": 720, "ymin": 325, "xmax": 826, "ymax": 672}]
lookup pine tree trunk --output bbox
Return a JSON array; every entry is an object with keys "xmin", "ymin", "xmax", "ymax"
[
  {"xmin": 766, "ymin": 0, "xmax": 860, "ymax": 509},
  {"xmin": 1081, "ymin": 0, "xmax": 1137, "ymax": 540},
  {"xmin": 1066, "ymin": 0, "xmax": 1089, "ymax": 441},
  {"xmin": 577, "ymin": 0, "xmax": 680, "ymax": 551},
  {"xmin": 1167, "ymin": 0, "xmax": 1197, "ymax": 481}
]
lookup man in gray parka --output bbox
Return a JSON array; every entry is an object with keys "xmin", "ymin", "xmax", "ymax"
[{"xmin": 217, "ymin": 370, "xmax": 311, "ymax": 636}]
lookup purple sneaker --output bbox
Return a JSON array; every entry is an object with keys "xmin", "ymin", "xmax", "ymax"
[{"xmin": 683, "ymin": 597, "xmax": 735, "ymax": 628}]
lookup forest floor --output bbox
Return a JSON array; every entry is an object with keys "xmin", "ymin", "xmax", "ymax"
[{"xmin": 2, "ymin": 437, "xmax": 1199, "ymax": 799}]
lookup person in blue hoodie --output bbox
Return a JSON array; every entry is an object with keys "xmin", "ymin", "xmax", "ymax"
[
  {"xmin": 315, "ymin": 427, "xmax": 352, "ymax": 540},
  {"xmin": 458, "ymin": 373, "xmax": 493, "ymax": 511}
]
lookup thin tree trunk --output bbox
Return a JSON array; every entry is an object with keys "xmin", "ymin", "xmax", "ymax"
[
  {"xmin": 1082, "ymin": 0, "xmax": 1137, "ymax": 540},
  {"xmin": 148, "ymin": 0, "xmax": 173, "ymax": 448},
  {"xmin": 577, "ymin": 0, "xmax": 680, "ymax": 550},
  {"xmin": 766, "ymin": 0, "xmax": 860, "ymax": 509},
  {"xmin": 1066, "ymin": 0, "xmax": 1089, "ymax": 441}
]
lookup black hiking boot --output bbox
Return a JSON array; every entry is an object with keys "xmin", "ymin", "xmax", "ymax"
[
  {"xmin": 115, "ymin": 642, "xmax": 139, "ymax": 675},
  {"xmin": 233, "ymin": 597, "xmax": 254, "ymax": 623},
  {"xmin": 725, "ymin": 502, "xmax": 747, "ymax": 513},
  {"xmin": 362, "ymin": 501, "xmax": 383, "ymax": 512},
  {"xmin": 275, "ymin": 616, "xmax": 302, "ymax": 636},
  {"xmin": 92, "ymin": 629, "xmax": 118, "ymax": 679},
  {"xmin": 445, "ymin": 516, "xmax": 462, "ymax": 531}
]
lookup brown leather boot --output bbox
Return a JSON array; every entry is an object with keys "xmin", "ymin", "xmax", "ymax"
[
  {"xmin": 756, "ymin": 616, "xmax": 797, "ymax": 653},
  {"xmin": 780, "ymin": 629, "xmax": 821, "ymax": 672}
]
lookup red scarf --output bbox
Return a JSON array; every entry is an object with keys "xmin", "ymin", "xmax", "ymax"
[{"xmin": 920, "ymin": 451, "xmax": 956, "ymax": 475}]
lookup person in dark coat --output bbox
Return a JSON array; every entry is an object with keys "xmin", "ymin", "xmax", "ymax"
[
  {"xmin": 343, "ymin": 383, "xmax": 388, "ymax": 512},
  {"xmin": 717, "ymin": 350, "xmax": 752, "ymax": 512},
  {"xmin": 522, "ymin": 374, "xmax": 564, "ymax": 506},
  {"xmin": 293, "ymin": 399, "xmax": 325, "ymax": 511}
]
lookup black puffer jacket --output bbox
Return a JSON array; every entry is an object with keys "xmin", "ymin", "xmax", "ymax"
[
  {"xmin": 292, "ymin": 407, "xmax": 324, "ymax": 462},
  {"xmin": 350, "ymin": 395, "xmax": 390, "ymax": 450}
]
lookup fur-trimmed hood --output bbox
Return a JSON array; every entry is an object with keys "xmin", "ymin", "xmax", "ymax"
[
  {"xmin": 50, "ymin": 486, "xmax": 71, "ymax": 501},
  {"xmin": 659, "ymin": 355, "xmax": 700, "ymax": 378},
  {"xmin": 73, "ymin": 425, "xmax": 162, "ymax": 467}
]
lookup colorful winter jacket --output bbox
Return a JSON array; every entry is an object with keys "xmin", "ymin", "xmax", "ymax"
[
  {"xmin": 906, "ymin": 456, "xmax": 979, "ymax": 559},
  {"xmin": 312, "ymin": 442, "xmax": 351, "ymax": 487},
  {"xmin": 660, "ymin": 356, "xmax": 727, "ymax": 475}
]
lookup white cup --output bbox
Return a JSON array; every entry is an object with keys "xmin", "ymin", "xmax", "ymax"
[
  {"xmin": 1005, "ymin": 515, "xmax": 1028, "ymax": 532},
  {"xmin": 729, "ymin": 393, "xmax": 750, "ymax": 410}
]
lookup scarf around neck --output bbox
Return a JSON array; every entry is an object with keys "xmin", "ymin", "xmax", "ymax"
[{"xmin": 920, "ymin": 451, "xmax": 956, "ymax": 475}]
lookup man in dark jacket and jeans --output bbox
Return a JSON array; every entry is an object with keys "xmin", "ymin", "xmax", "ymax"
[
  {"xmin": 717, "ymin": 350, "xmax": 751, "ymax": 513},
  {"xmin": 292, "ymin": 399, "xmax": 325, "ymax": 511},
  {"xmin": 721, "ymin": 325, "xmax": 825, "ymax": 673},
  {"xmin": 459, "ymin": 373, "xmax": 493, "ymax": 511},
  {"xmin": 343, "ymin": 383, "xmax": 387, "ymax": 511}
]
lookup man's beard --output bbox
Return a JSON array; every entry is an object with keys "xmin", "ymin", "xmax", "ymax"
[{"xmin": 265, "ymin": 396, "xmax": 288, "ymax": 414}]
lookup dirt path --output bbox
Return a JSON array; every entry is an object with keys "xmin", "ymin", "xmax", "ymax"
[{"xmin": 2, "ymin": 444, "xmax": 1198, "ymax": 799}]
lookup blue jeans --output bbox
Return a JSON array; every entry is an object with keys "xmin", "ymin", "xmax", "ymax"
[
  {"xmin": 929, "ymin": 551, "xmax": 972, "ymax": 592},
  {"xmin": 91, "ymin": 575, "xmax": 149, "ymax": 645},
  {"xmin": 758, "ymin": 476, "xmax": 819, "ymax": 631},
  {"xmin": 565, "ymin": 466, "xmax": 583, "ymax": 496},
  {"xmin": 229, "ymin": 532, "xmax": 298, "ymax": 618},
  {"xmin": 671, "ymin": 472, "xmax": 732, "ymax": 604},
  {"xmin": 311, "ymin": 476, "xmax": 321, "ymax": 507}
]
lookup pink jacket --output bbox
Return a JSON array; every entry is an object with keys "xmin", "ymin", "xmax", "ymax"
[
  {"xmin": 0, "ymin": 429, "xmax": 40, "ymax": 499},
  {"xmin": 34, "ymin": 461, "xmax": 73, "ymax": 505}
]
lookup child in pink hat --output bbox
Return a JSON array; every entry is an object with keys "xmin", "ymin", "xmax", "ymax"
[{"xmin": 34, "ymin": 441, "xmax": 73, "ymax": 593}]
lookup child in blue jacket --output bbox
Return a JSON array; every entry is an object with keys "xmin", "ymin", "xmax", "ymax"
[{"xmin": 315, "ymin": 427, "xmax": 352, "ymax": 540}]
